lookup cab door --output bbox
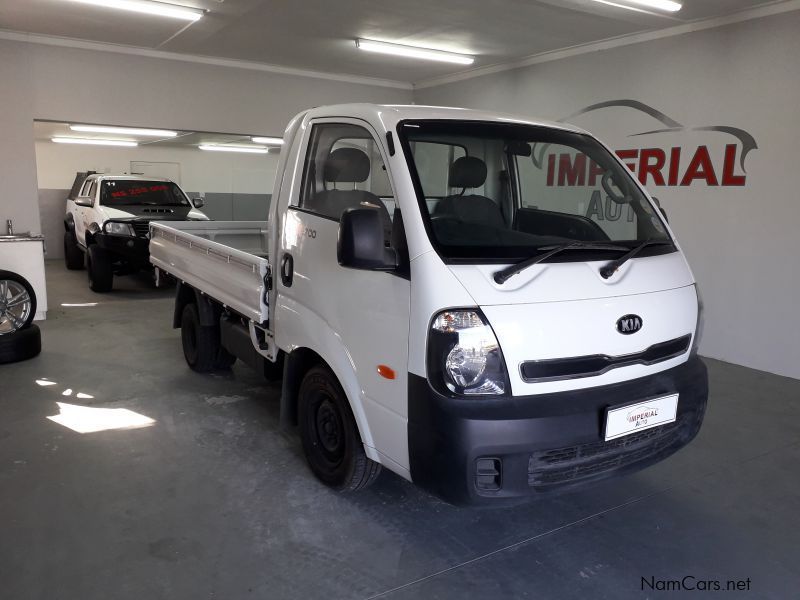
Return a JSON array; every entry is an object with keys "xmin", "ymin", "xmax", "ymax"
[
  {"xmin": 73, "ymin": 179, "xmax": 97, "ymax": 246},
  {"xmin": 274, "ymin": 118, "xmax": 412, "ymax": 473}
]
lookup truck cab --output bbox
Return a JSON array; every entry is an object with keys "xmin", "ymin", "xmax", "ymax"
[
  {"xmin": 64, "ymin": 173, "xmax": 208, "ymax": 292},
  {"xmin": 150, "ymin": 104, "xmax": 707, "ymax": 504}
]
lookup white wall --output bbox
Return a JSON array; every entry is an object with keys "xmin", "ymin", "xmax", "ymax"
[
  {"xmin": 34, "ymin": 142, "xmax": 280, "ymax": 195},
  {"xmin": 0, "ymin": 41, "xmax": 39, "ymax": 234},
  {"xmin": 415, "ymin": 10, "xmax": 800, "ymax": 379},
  {"xmin": 0, "ymin": 37, "xmax": 411, "ymax": 235}
]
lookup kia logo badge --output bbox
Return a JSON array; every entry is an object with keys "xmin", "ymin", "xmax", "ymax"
[{"xmin": 617, "ymin": 315, "xmax": 643, "ymax": 335}]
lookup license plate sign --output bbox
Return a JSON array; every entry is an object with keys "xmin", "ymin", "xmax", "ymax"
[{"xmin": 604, "ymin": 394, "xmax": 679, "ymax": 441}]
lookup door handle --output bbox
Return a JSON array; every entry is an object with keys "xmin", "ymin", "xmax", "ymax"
[{"xmin": 280, "ymin": 253, "xmax": 294, "ymax": 287}]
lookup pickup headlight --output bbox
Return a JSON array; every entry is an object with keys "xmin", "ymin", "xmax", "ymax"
[
  {"xmin": 427, "ymin": 309, "xmax": 507, "ymax": 396},
  {"xmin": 104, "ymin": 222, "xmax": 134, "ymax": 236}
]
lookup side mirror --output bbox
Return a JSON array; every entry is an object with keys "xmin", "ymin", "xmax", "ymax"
[
  {"xmin": 338, "ymin": 208, "xmax": 397, "ymax": 271},
  {"xmin": 651, "ymin": 197, "xmax": 668, "ymax": 222},
  {"xmin": 192, "ymin": 197, "xmax": 204, "ymax": 208},
  {"xmin": 74, "ymin": 197, "xmax": 93, "ymax": 208}
]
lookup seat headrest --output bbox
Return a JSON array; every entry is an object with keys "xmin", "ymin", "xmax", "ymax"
[
  {"xmin": 449, "ymin": 156, "xmax": 487, "ymax": 189},
  {"xmin": 324, "ymin": 147, "xmax": 371, "ymax": 183}
]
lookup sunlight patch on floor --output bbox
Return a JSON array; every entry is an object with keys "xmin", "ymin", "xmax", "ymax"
[{"xmin": 47, "ymin": 402, "xmax": 156, "ymax": 434}]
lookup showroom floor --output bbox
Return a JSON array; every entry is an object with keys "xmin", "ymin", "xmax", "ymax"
[{"xmin": 1, "ymin": 262, "xmax": 798, "ymax": 600}]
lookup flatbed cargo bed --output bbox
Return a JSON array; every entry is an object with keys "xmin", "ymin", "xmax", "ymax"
[{"xmin": 149, "ymin": 221, "xmax": 270, "ymax": 325}]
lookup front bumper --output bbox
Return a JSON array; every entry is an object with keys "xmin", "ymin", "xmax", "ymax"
[
  {"xmin": 408, "ymin": 356, "xmax": 708, "ymax": 504},
  {"xmin": 95, "ymin": 233, "xmax": 150, "ymax": 267}
]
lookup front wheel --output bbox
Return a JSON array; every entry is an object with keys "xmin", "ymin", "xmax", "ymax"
[
  {"xmin": 64, "ymin": 231, "xmax": 84, "ymax": 270},
  {"xmin": 298, "ymin": 365, "xmax": 381, "ymax": 491},
  {"xmin": 87, "ymin": 245, "xmax": 113, "ymax": 293}
]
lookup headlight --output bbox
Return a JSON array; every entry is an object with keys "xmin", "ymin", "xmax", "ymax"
[
  {"xmin": 104, "ymin": 222, "xmax": 134, "ymax": 236},
  {"xmin": 427, "ymin": 309, "xmax": 507, "ymax": 396},
  {"xmin": 691, "ymin": 284, "xmax": 705, "ymax": 356}
]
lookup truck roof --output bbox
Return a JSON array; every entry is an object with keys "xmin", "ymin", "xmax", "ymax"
[{"xmin": 300, "ymin": 103, "xmax": 586, "ymax": 135}]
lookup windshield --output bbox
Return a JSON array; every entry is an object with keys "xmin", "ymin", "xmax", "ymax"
[
  {"xmin": 398, "ymin": 120, "xmax": 671, "ymax": 261},
  {"xmin": 100, "ymin": 180, "xmax": 190, "ymax": 207}
]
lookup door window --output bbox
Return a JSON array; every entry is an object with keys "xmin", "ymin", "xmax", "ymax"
[
  {"xmin": 79, "ymin": 179, "xmax": 93, "ymax": 197},
  {"xmin": 299, "ymin": 123, "xmax": 395, "ymax": 235}
]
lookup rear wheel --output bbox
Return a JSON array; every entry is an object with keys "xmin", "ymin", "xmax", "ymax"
[
  {"xmin": 298, "ymin": 365, "xmax": 381, "ymax": 491},
  {"xmin": 63, "ymin": 231, "xmax": 84, "ymax": 270},
  {"xmin": 213, "ymin": 346, "xmax": 237, "ymax": 370},
  {"xmin": 87, "ymin": 245, "xmax": 113, "ymax": 293},
  {"xmin": 181, "ymin": 303, "xmax": 219, "ymax": 373}
]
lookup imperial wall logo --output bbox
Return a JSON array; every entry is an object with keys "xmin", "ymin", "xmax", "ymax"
[{"xmin": 535, "ymin": 99, "xmax": 759, "ymax": 188}]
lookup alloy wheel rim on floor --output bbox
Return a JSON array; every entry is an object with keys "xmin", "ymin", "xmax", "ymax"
[{"xmin": 0, "ymin": 279, "xmax": 32, "ymax": 335}]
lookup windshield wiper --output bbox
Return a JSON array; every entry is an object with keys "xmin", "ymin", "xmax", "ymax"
[
  {"xmin": 493, "ymin": 242, "xmax": 630, "ymax": 285},
  {"xmin": 599, "ymin": 239, "xmax": 674, "ymax": 279}
]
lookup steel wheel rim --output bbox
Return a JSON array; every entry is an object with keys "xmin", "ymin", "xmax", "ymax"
[
  {"xmin": 0, "ymin": 280, "xmax": 32, "ymax": 335},
  {"xmin": 315, "ymin": 398, "xmax": 344, "ymax": 456}
]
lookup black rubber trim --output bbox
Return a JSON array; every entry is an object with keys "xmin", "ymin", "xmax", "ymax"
[{"xmin": 519, "ymin": 334, "xmax": 692, "ymax": 382}]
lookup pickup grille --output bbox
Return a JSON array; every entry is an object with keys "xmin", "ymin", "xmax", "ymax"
[
  {"xmin": 131, "ymin": 221, "xmax": 151, "ymax": 239},
  {"xmin": 528, "ymin": 414, "xmax": 692, "ymax": 489},
  {"xmin": 520, "ymin": 335, "xmax": 692, "ymax": 382}
]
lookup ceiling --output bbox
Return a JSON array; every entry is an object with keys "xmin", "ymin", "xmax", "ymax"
[
  {"xmin": 34, "ymin": 121, "xmax": 279, "ymax": 150},
  {"xmin": 0, "ymin": 0, "xmax": 786, "ymax": 83}
]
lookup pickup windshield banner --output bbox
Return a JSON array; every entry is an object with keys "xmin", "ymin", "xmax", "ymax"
[{"xmin": 541, "ymin": 99, "xmax": 758, "ymax": 188}]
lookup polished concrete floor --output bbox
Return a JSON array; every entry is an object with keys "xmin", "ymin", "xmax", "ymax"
[{"xmin": 1, "ymin": 261, "xmax": 798, "ymax": 600}]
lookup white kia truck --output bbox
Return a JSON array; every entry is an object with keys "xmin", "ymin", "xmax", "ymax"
[
  {"xmin": 149, "ymin": 104, "xmax": 708, "ymax": 504},
  {"xmin": 64, "ymin": 173, "xmax": 209, "ymax": 292}
]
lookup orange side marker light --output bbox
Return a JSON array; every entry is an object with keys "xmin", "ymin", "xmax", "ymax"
[{"xmin": 377, "ymin": 365, "xmax": 396, "ymax": 380}]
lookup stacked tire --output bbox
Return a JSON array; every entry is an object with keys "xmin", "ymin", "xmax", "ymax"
[{"xmin": 0, "ymin": 270, "xmax": 42, "ymax": 364}]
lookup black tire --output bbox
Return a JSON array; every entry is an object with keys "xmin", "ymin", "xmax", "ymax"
[
  {"xmin": 298, "ymin": 365, "xmax": 381, "ymax": 491},
  {"xmin": 181, "ymin": 303, "xmax": 219, "ymax": 373},
  {"xmin": 64, "ymin": 230, "xmax": 84, "ymax": 270},
  {"xmin": 213, "ymin": 346, "xmax": 237, "ymax": 370},
  {"xmin": 0, "ymin": 324, "xmax": 42, "ymax": 364},
  {"xmin": 87, "ymin": 245, "xmax": 113, "ymax": 293},
  {"xmin": 0, "ymin": 270, "xmax": 37, "ymax": 334}
]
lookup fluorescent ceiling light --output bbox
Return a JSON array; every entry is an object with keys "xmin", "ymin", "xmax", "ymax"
[
  {"xmin": 199, "ymin": 145, "xmax": 269, "ymax": 154},
  {"xmin": 356, "ymin": 39, "xmax": 474, "ymax": 65},
  {"xmin": 251, "ymin": 137, "xmax": 284, "ymax": 145},
  {"xmin": 70, "ymin": 124, "xmax": 178, "ymax": 137},
  {"xmin": 68, "ymin": 0, "xmax": 204, "ymax": 21},
  {"xmin": 52, "ymin": 137, "xmax": 138, "ymax": 147},
  {"xmin": 590, "ymin": 0, "xmax": 681, "ymax": 12}
]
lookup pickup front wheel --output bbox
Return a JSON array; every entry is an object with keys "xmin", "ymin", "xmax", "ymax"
[
  {"xmin": 87, "ymin": 245, "xmax": 113, "ymax": 293},
  {"xmin": 298, "ymin": 365, "xmax": 381, "ymax": 491},
  {"xmin": 63, "ymin": 231, "xmax": 84, "ymax": 270}
]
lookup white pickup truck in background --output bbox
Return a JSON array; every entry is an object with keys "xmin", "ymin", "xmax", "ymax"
[
  {"xmin": 150, "ymin": 104, "xmax": 708, "ymax": 504},
  {"xmin": 64, "ymin": 173, "xmax": 208, "ymax": 292}
]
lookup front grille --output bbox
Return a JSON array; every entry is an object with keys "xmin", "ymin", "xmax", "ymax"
[
  {"xmin": 528, "ymin": 415, "xmax": 689, "ymax": 488},
  {"xmin": 131, "ymin": 221, "xmax": 150, "ymax": 239},
  {"xmin": 520, "ymin": 334, "xmax": 692, "ymax": 382}
]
